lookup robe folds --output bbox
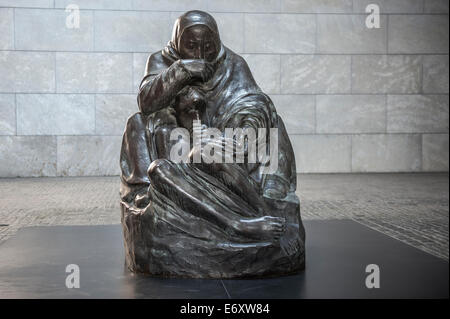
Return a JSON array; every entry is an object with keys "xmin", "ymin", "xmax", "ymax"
[{"xmin": 120, "ymin": 12, "xmax": 305, "ymax": 278}]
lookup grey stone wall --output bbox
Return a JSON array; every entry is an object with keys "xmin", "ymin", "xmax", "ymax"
[{"xmin": 0, "ymin": 0, "xmax": 448, "ymax": 176}]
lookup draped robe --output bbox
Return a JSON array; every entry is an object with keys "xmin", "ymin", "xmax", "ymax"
[{"xmin": 119, "ymin": 13, "xmax": 305, "ymax": 278}]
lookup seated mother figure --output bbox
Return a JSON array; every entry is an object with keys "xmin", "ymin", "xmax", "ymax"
[{"xmin": 120, "ymin": 10, "xmax": 305, "ymax": 278}]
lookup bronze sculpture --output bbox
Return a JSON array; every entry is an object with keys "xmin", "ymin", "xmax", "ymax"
[{"xmin": 120, "ymin": 10, "xmax": 305, "ymax": 278}]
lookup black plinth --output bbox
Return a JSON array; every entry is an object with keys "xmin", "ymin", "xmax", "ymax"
[{"xmin": 0, "ymin": 220, "xmax": 447, "ymax": 298}]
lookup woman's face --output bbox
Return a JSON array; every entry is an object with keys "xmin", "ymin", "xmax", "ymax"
[{"xmin": 179, "ymin": 25, "xmax": 218, "ymax": 62}]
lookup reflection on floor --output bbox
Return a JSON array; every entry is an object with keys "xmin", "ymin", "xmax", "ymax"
[{"xmin": 0, "ymin": 221, "xmax": 448, "ymax": 298}]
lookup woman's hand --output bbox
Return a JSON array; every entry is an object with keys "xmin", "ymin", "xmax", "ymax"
[{"xmin": 180, "ymin": 59, "xmax": 215, "ymax": 83}]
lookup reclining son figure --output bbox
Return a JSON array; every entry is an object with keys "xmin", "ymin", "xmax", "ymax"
[{"xmin": 120, "ymin": 10, "xmax": 306, "ymax": 278}]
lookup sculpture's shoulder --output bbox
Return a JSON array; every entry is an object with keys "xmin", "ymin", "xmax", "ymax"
[
  {"xmin": 224, "ymin": 46, "xmax": 248, "ymax": 69},
  {"xmin": 222, "ymin": 46, "xmax": 262, "ymax": 93},
  {"xmin": 147, "ymin": 51, "xmax": 164, "ymax": 65},
  {"xmin": 145, "ymin": 51, "xmax": 170, "ymax": 76}
]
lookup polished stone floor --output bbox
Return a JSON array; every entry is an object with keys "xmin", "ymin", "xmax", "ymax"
[
  {"xmin": 0, "ymin": 173, "xmax": 448, "ymax": 260},
  {"xmin": 1, "ymin": 221, "xmax": 447, "ymax": 298}
]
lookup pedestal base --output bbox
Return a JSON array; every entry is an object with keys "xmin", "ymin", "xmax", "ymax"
[
  {"xmin": 121, "ymin": 193, "xmax": 305, "ymax": 278},
  {"xmin": 0, "ymin": 220, "xmax": 447, "ymax": 298}
]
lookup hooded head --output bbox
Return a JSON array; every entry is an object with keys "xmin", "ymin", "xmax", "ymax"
[{"xmin": 163, "ymin": 10, "xmax": 224, "ymax": 63}]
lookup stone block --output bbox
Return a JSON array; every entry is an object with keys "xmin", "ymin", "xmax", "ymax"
[
  {"xmin": 387, "ymin": 95, "xmax": 449, "ymax": 133},
  {"xmin": 290, "ymin": 134, "xmax": 352, "ymax": 172},
  {"xmin": 281, "ymin": 0, "xmax": 352, "ymax": 13},
  {"xmin": 0, "ymin": 0, "xmax": 53, "ymax": 7},
  {"xmin": 0, "ymin": 94, "xmax": 16, "ymax": 135},
  {"xmin": 57, "ymin": 136, "xmax": 122, "ymax": 176},
  {"xmin": 0, "ymin": 136, "xmax": 56, "ymax": 177},
  {"xmin": 245, "ymin": 14, "xmax": 315, "ymax": 53},
  {"xmin": 352, "ymin": 55, "xmax": 421, "ymax": 93},
  {"xmin": 352, "ymin": 134, "xmax": 422, "ymax": 171},
  {"xmin": 317, "ymin": 14, "xmax": 387, "ymax": 54},
  {"xmin": 423, "ymin": 55, "xmax": 449, "ymax": 93},
  {"xmin": 207, "ymin": 0, "xmax": 280, "ymax": 12},
  {"xmin": 96, "ymin": 94, "xmax": 136, "ymax": 135},
  {"xmin": 15, "ymin": 8, "xmax": 93, "ymax": 51},
  {"xmin": 0, "ymin": 51, "xmax": 55, "ymax": 93},
  {"xmin": 134, "ymin": 0, "xmax": 207, "ymax": 11},
  {"xmin": 55, "ymin": 0, "xmax": 133, "ymax": 10},
  {"xmin": 388, "ymin": 15, "xmax": 449, "ymax": 53},
  {"xmin": 422, "ymin": 133, "xmax": 449, "ymax": 171},
  {"xmin": 56, "ymin": 52, "xmax": 132, "ymax": 93},
  {"xmin": 16, "ymin": 94, "xmax": 95, "ymax": 135},
  {"xmin": 316, "ymin": 95, "xmax": 386, "ymax": 133},
  {"xmin": 281, "ymin": 55, "xmax": 351, "ymax": 94},
  {"xmin": 94, "ymin": 10, "xmax": 172, "ymax": 52},
  {"xmin": 0, "ymin": 8, "xmax": 14, "ymax": 50},
  {"xmin": 424, "ymin": 0, "xmax": 449, "ymax": 13},
  {"xmin": 353, "ymin": 0, "xmax": 423, "ymax": 13}
]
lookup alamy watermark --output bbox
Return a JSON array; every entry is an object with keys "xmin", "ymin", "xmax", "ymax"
[
  {"xmin": 169, "ymin": 120, "xmax": 279, "ymax": 174},
  {"xmin": 65, "ymin": 4, "xmax": 80, "ymax": 29},
  {"xmin": 65, "ymin": 264, "xmax": 80, "ymax": 289},
  {"xmin": 366, "ymin": 4, "xmax": 380, "ymax": 29},
  {"xmin": 365, "ymin": 264, "xmax": 380, "ymax": 289}
]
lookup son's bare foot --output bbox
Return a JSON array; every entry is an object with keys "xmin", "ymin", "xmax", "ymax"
[{"xmin": 235, "ymin": 216, "xmax": 286, "ymax": 241}]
